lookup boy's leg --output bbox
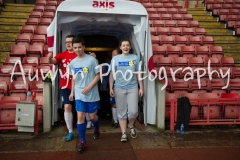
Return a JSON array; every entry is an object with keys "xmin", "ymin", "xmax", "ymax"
[
  {"xmin": 87, "ymin": 101, "xmax": 100, "ymax": 139},
  {"xmin": 75, "ymin": 100, "xmax": 87, "ymax": 152},
  {"xmin": 61, "ymin": 89, "xmax": 73, "ymax": 141},
  {"xmin": 85, "ymin": 112, "xmax": 92, "ymax": 129}
]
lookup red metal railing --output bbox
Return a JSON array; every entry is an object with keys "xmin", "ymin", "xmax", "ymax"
[
  {"xmin": 170, "ymin": 98, "xmax": 240, "ymax": 132},
  {"xmin": 184, "ymin": 0, "xmax": 199, "ymax": 8}
]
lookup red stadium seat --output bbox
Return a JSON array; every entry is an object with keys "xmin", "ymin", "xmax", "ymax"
[
  {"xmin": 167, "ymin": 8, "xmax": 178, "ymax": 14},
  {"xmin": 10, "ymin": 44, "xmax": 27, "ymax": 57},
  {"xmin": 205, "ymin": 57, "xmax": 220, "ymax": 67},
  {"xmin": 26, "ymin": 18, "xmax": 39, "ymax": 25},
  {"xmin": 221, "ymin": 57, "xmax": 235, "ymax": 67},
  {"xmin": 22, "ymin": 57, "xmax": 39, "ymax": 67},
  {"xmin": 232, "ymin": 67, "xmax": 240, "ymax": 78},
  {"xmin": 195, "ymin": 46, "xmax": 210, "ymax": 59},
  {"xmin": 209, "ymin": 78, "xmax": 226, "ymax": 91},
  {"xmin": 0, "ymin": 65, "xmax": 15, "ymax": 76},
  {"xmin": 36, "ymin": 0, "xmax": 46, "ymax": 6},
  {"xmin": 0, "ymin": 80, "xmax": 8, "ymax": 94},
  {"xmin": 33, "ymin": 5, "xmax": 44, "ymax": 12},
  {"xmin": 177, "ymin": 8, "xmax": 187, "ymax": 14},
  {"xmin": 160, "ymin": 14, "xmax": 171, "ymax": 20},
  {"xmin": 4, "ymin": 57, "xmax": 21, "ymax": 66},
  {"xmin": 40, "ymin": 57, "xmax": 49, "ymax": 66},
  {"xmin": 32, "ymin": 34, "xmax": 46, "ymax": 44},
  {"xmin": 10, "ymin": 93, "xmax": 26, "ymax": 101},
  {"xmin": 156, "ymin": 8, "xmax": 167, "ymax": 14},
  {"xmin": 188, "ymin": 36, "xmax": 202, "ymax": 45},
  {"xmin": 29, "ymin": 11, "xmax": 42, "ymax": 18},
  {"xmin": 30, "ymin": 80, "xmax": 44, "ymax": 92},
  {"xmin": 149, "ymin": 13, "xmax": 160, "ymax": 20},
  {"xmin": 174, "ymin": 35, "xmax": 188, "ymax": 46},
  {"xmin": 150, "ymin": 27, "xmax": 156, "ymax": 35},
  {"xmin": 156, "ymin": 57, "xmax": 172, "ymax": 66},
  {"xmin": 46, "ymin": 1, "xmax": 57, "ymax": 6},
  {"xmin": 151, "ymin": 35, "xmax": 160, "ymax": 44},
  {"xmin": 152, "ymin": 45, "xmax": 165, "ymax": 56},
  {"xmin": 9, "ymin": 80, "xmax": 29, "ymax": 93},
  {"xmin": 152, "ymin": 20, "xmax": 164, "ymax": 27},
  {"xmin": 39, "ymin": 18, "xmax": 52, "ymax": 26},
  {"xmin": 182, "ymin": 14, "xmax": 193, "ymax": 20},
  {"xmin": 228, "ymin": 78, "xmax": 240, "ymax": 91},
  {"xmin": 16, "ymin": 34, "xmax": 31, "ymax": 44},
  {"xmin": 188, "ymin": 57, "xmax": 204, "ymax": 67},
  {"xmin": 169, "ymin": 27, "xmax": 182, "ymax": 35},
  {"xmin": 146, "ymin": 8, "xmax": 156, "ymax": 14},
  {"xmin": 172, "ymin": 57, "xmax": 188, "ymax": 66},
  {"xmin": 171, "ymin": 78, "xmax": 189, "ymax": 92},
  {"xmin": 172, "ymin": 3, "xmax": 182, "ymax": 8},
  {"xmin": 229, "ymin": 9, "xmax": 239, "ymax": 15},
  {"xmin": 209, "ymin": 46, "xmax": 224, "ymax": 60},
  {"xmin": 166, "ymin": 46, "xmax": 180, "ymax": 58},
  {"xmin": 188, "ymin": 21, "xmax": 200, "ymax": 28},
  {"xmin": 27, "ymin": 45, "xmax": 43, "ymax": 58},
  {"xmin": 152, "ymin": 3, "xmax": 162, "ymax": 8},
  {"xmin": 194, "ymin": 28, "xmax": 206, "ymax": 36},
  {"xmin": 44, "ymin": 6, "xmax": 56, "ymax": 12},
  {"xmin": 156, "ymin": 27, "xmax": 169, "ymax": 35},
  {"xmin": 21, "ymin": 25, "xmax": 35, "ymax": 33},
  {"xmin": 162, "ymin": 3, "xmax": 173, "ymax": 8},
  {"xmin": 42, "ymin": 11, "xmax": 55, "ymax": 18},
  {"xmin": 35, "ymin": 26, "xmax": 47, "ymax": 35},
  {"xmin": 182, "ymin": 27, "xmax": 194, "ymax": 36},
  {"xmin": 142, "ymin": 2, "xmax": 152, "ymax": 8},
  {"xmin": 190, "ymin": 79, "xmax": 208, "ymax": 92},
  {"xmin": 202, "ymin": 36, "xmax": 214, "ymax": 46},
  {"xmin": 181, "ymin": 46, "xmax": 195, "ymax": 58},
  {"xmin": 222, "ymin": 4, "xmax": 232, "ymax": 9},
  {"xmin": 172, "ymin": 14, "xmax": 183, "ymax": 20},
  {"xmin": 37, "ymin": 65, "xmax": 51, "ymax": 75},
  {"xmin": 164, "ymin": 20, "xmax": 176, "ymax": 27},
  {"xmin": 21, "ymin": 64, "xmax": 35, "ymax": 77},
  {"xmin": 177, "ymin": 20, "xmax": 188, "ymax": 27},
  {"xmin": 159, "ymin": 35, "xmax": 174, "ymax": 45}
]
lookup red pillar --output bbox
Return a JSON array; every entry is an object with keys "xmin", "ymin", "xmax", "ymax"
[
  {"xmin": 195, "ymin": 0, "xmax": 199, "ymax": 8},
  {"xmin": 184, "ymin": 0, "xmax": 189, "ymax": 8}
]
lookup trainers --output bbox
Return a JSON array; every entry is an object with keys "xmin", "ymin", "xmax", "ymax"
[
  {"xmin": 86, "ymin": 121, "xmax": 92, "ymax": 129},
  {"xmin": 76, "ymin": 141, "xmax": 86, "ymax": 152},
  {"xmin": 176, "ymin": 129, "xmax": 184, "ymax": 135},
  {"xmin": 130, "ymin": 127, "xmax": 137, "ymax": 139},
  {"xmin": 121, "ymin": 133, "xmax": 128, "ymax": 142},
  {"xmin": 65, "ymin": 132, "xmax": 74, "ymax": 142},
  {"xmin": 93, "ymin": 129, "xmax": 100, "ymax": 139}
]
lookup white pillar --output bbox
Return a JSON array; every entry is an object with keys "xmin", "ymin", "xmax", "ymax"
[
  {"xmin": 43, "ymin": 82, "xmax": 52, "ymax": 132},
  {"xmin": 156, "ymin": 81, "xmax": 165, "ymax": 130}
]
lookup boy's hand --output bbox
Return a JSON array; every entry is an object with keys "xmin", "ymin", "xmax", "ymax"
[
  {"xmin": 82, "ymin": 86, "xmax": 91, "ymax": 94},
  {"xmin": 47, "ymin": 52, "xmax": 53, "ymax": 59},
  {"xmin": 69, "ymin": 92, "xmax": 74, "ymax": 101},
  {"xmin": 89, "ymin": 52, "xmax": 96, "ymax": 58},
  {"xmin": 139, "ymin": 88, "xmax": 144, "ymax": 97},
  {"xmin": 110, "ymin": 89, "xmax": 114, "ymax": 97}
]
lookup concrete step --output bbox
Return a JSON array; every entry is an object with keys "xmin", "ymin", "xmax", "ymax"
[
  {"xmin": 0, "ymin": 14, "xmax": 29, "ymax": 19},
  {"xmin": 186, "ymin": 7, "xmax": 204, "ymax": 11},
  {"xmin": 192, "ymin": 15, "xmax": 214, "ymax": 20},
  {"xmin": 0, "ymin": 52, "xmax": 10, "ymax": 57},
  {"xmin": 195, "ymin": 19, "xmax": 217, "ymax": 22},
  {"xmin": 1, "ymin": 11, "xmax": 30, "ymax": 16},
  {"xmin": 2, "ymin": 8, "xmax": 32, "ymax": 13},
  {"xmin": 0, "ymin": 17, "xmax": 26, "ymax": 23},
  {"xmin": 212, "ymin": 35, "xmax": 237, "ymax": 41},
  {"xmin": 0, "ymin": 22, "xmax": 25, "ymax": 26},
  {"xmin": 0, "ymin": 25, "xmax": 22, "ymax": 31},
  {"xmin": 205, "ymin": 28, "xmax": 230, "ymax": 33},
  {"xmin": 0, "ymin": 33, "xmax": 18, "ymax": 38},
  {"xmin": 200, "ymin": 25, "xmax": 225, "ymax": 29},
  {"xmin": 224, "ymin": 53, "xmax": 240, "ymax": 63},
  {"xmin": 0, "ymin": 38, "xmax": 15, "ymax": 42},
  {"xmin": 206, "ymin": 32, "xmax": 233, "ymax": 36},
  {"xmin": 215, "ymin": 40, "xmax": 240, "ymax": 44},
  {"xmin": 199, "ymin": 21, "xmax": 220, "ymax": 26},
  {"xmin": 220, "ymin": 44, "xmax": 240, "ymax": 51},
  {"xmin": 5, "ymin": 3, "xmax": 34, "ymax": 7},
  {"xmin": 0, "ymin": 42, "xmax": 15, "ymax": 51},
  {"xmin": 187, "ymin": 11, "xmax": 210, "ymax": 15}
]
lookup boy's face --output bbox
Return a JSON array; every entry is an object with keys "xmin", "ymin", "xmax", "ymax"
[
  {"xmin": 65, "ymin": 37, "xmax": 73, "ymax": 51},
  {"xmin": 73, "ymin": 42, "xmax": 85, "ymax": 56},
  {"xmin": 112, "ymin": 49, "xmax": 118, "ymax": 58},
  {"xmin": 120, "ymin": 41, "xmax": 131, "ymax": 54}
]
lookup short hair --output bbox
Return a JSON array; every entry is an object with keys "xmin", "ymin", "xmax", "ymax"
[
  {"xmin": 117, "ymin": 38, "xmax": 134, "ymax": 54},
  {"xmin": 66, "ymin": 35, "xmax": 75, "ymax": 39},
  {"xmin": 72, "ymin": 36, "xmax": 85, "ymax": 46}
]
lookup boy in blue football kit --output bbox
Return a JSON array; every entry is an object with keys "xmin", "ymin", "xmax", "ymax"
[
  {"xmin": 109, "ymin": 39, "xmax": 144, "ymax": 142},
  {"xmin": 69, "ymin": 36, "xmax": 100, "ymax": 152}
]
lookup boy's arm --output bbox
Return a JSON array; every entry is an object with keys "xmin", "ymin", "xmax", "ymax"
[
  {"xmin": 47, "ymin": 52, "xmax": 58, "ymax": 64},
  {"xmin": 109, "ymin": 71, "xmax": 114, "ymax": 97},
  {"xmin": 82, "ymin": 73, "xmax": 100, "ymax": 94},
  {"xmin": 69, "ymin": 77, "xmax": 75, "ymax": 101}
]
